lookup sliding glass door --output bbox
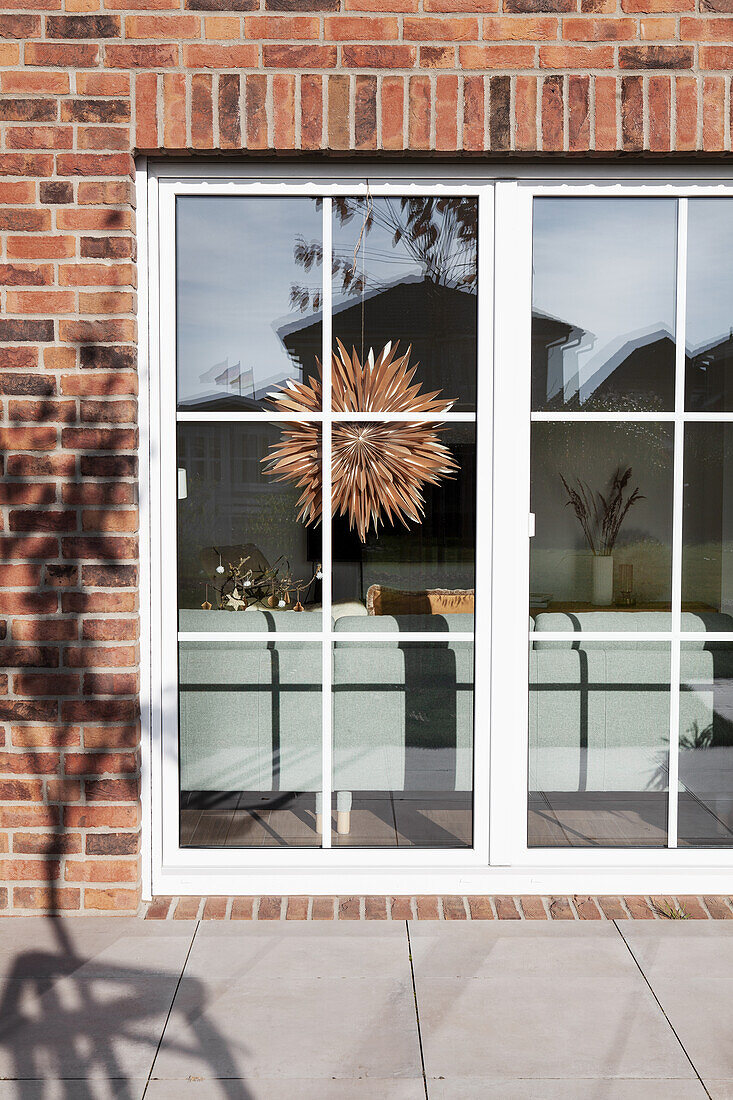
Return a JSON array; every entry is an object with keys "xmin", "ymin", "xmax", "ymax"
[
  {"xmin": 492, "ymin": 181, "xmax": 733, "ymax": 865},
  {"xmin": 153, "ymin": 173, "xmax": 492, "ymax": 878}
]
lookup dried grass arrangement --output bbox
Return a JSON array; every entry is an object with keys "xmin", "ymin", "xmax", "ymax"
[
  {"xmin": 263, "ymin": 340, "xmax": 458, "ymax": 543},
  {"xmin": 560, "ymin": 466, "xmax": 644, "ymax": 556}
]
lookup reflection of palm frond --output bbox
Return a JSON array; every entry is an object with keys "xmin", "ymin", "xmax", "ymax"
[{"xmin": 679, "ymin": 720, "xmax": 714, "ymax": 751}]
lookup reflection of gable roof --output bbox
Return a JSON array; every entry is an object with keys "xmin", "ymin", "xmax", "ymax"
[
  {"xmin": 531, "ymin": 307, "xmax": 590, "ymax": 346},
  {"xmin": 581, "ymin": 324, "xmax": 674, "ymax": 399},
  {"xmin": 687, "ymin": 330, "xmax": 733, "ymax": 359},
  {"xmin": 274, "ymin": 274, "xmax": 475, "ymax": 343}
]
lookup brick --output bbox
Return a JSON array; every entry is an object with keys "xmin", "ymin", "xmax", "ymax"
[
  {"xmin": 495, "ymin": 896, "xmax": 521, "ymax": 919},
  {"xmin": 231, "ymin": 896, "xmax": 255, "ymax": 918},
  {"xmin": 675, "ymin": 75, "xmax": 698, "ymax": 150},
  {"xmin": 649, "ymin": 73, "xmax": 672, "ymax": 151},
  {"xmin": 301, "ymin": 74, "xmax": 323, "ymax": 150},
  {"xmin": 273, "ymin": 74, "xmax": 295, "ymax": 149},
  {"xmin": 25, "ymin": 43, "xmax": 100, "ymax": 67},
  {"xmin": 7, "ymin": 237, "xmax": 74, "ymax": 260},
  {"xmin": 14, "ymin": 886, "xmax": 80, "ymax": 910},
  {"xmin": 105, "ymin": 44, "xmax": 179, "ymax": 68},
  {"xmin": 461, "ymin": 44, "xmax": 536, "ymax": 67},
  {"xmin": 568, "ymin": 74, "xmax": 590, "ymax": 150},
  {"xmin": 0, "ymin": 99, "xmax": 57, "ymax": 123},
  {"xmin": 622, "ymin": 74, "xmax": 644, "ymax": 149},
  {"xmin": 286, "ymin": 895, "xmax": 309, "ymax": 919},
  {"xmin": 541, "ymin": 73, "xmax": 563, "ymax": 150},
  {"xmin": 85, "ymin": 888, "xmax": 140, "ymax": 911},
  {"xmin": 265, "ymin": 0, "xmax": 338, "ymax": 8},
  {"xmin": 205, "ymin": 16, "xmax": 241, "ymax": 38},
  {"xmin": 184, "ymin": 44, "xmax": 258, "ymax": 66},
  {"xmin": 408, "ymin": 75, "xmax": 431, "ymax": 149},
  {"xmin": 0, "ymin": 264, "xmax": 53, "ymax": 287},
  {"xmin": 0, "ymin": 15, "xmax": 41, "ymax": 38},
  {"xmin": 548, "ymin": 896, "xmax": 575, "ymax": 919},
  {"xmin": 435, "ymin": 73, "xmax": 458, "ymax": 149},
  {"xmin": 46, "ymin": 14, "xmax": 119, "ymax": 36},
  {"xmin": 364, "ymin": 895, "xmax": 388, "ymax": 919},
  {"xmin": 624, "ymin": 896, "xmax": 656, "ymax": 919},
  {"xmin": 515, "ymin": 74, "xmax": 538, "ymax": 149},
  {"xmin": 564, "ymin": 17, "xmax": 636, "ymax": 39},
  {"xmin": 483, "ymin": 16, "xmax": 557, "ymax": 38},
  {"xmin": 463, "ymin": 74, "xmax": 484, "ymax": 150},
  {"xmin": 505, "ymin": 0, "xmax": 573, "ymax": 9},
  {"xmin": 13, "ymin": 832, "xmax": 80, "ymax": 854},
  {"xmin": 703, "ymin": 74, "xmax": 725, "ymax": 150},
  {"xmin": 163, "ymin": 73, "xmax": 186, "ymax": 149},
  {"xmin": 540, "ymin": 44, "xmax": 614, "ymax": 66},
  {"xmin": 354, "ymin": 74, "xmax": 377, "ymax": 150},
  {"xmin": 467, "ymin": 896, "xmax": 494, "ymax": 919},
  {"xmin": 245, "ymin": 74, "xmax": 267, "ymax": 149},
  {"xmin": 620, "ymin": 45, "xmax": 694, "ymax": 67},
  {"xmin": 0, "ymin": 155, "xmax": 53, "ymax": 177},
  {"xmin": 338, "ymin": 895, "xmax": 361, "ymax": 919},
  {"xmin": 7, "ymin": 127, "xmax": 74, "ymax": 151},
  {"xmin": 405, "ymin": 16, "xmax": 479, "ymax": 39},
  {"xmin": 381, "ymin": 76, "xmax": 403, "ymax": 150},
  {"xmin": 311, "ymin": 895, "xmax": 336, "ymax": 919},
  {"xmin": 573, "ymin": 895, "xmax": 602, "ymax": 919},
  {"xmin": 421, "ymin": 45, "xmax": 456, "ymax": 67},
  {"xmin": 328, "ymin": 74, "xmax": 349, "ymax": 149},
  {"xmin": 218, "ymin": 73, "xmax": 241, "ymax": 150},
  {"xmin": 126, "ymin": 14, "xmax": 200, "ymax": 37},
  {"xmin": 675, "ymin": 896, "xmax": 709, "ymax": 919},
  {"xmin": 389, "ymin": 896, "xmax": 413, "ymax": 919},
  {"xmin": 623, "ymin": 0, "xmax": 693, "ymax": 8},
  {"xmin": 705, "ymin": 897, "xmax": 733, "ymax": 918},
  {"xmin": 12, "ymin": 726, "xmax": 79, "ymax": 747},
  {"xmin": 76, "ymin": 73, "xmax": 130, "ymax": 95},
  {"xmin": 2, "ymin": 73, "xmax": 69, "ymax": 95},
  {"xmin": 325, "ymin": 16, "xmax": 399, "ymax": 38},
  {"xmin": 202, "ymin": 895, "xmax": 228, "ymax": 919},
  {"xmin": 191, "ymin": 74, "xmax": 213, "ymax": 149},
  {"xmin": 443, "ymin": 896, "xmax": 468, "ymax": 919},
  {"xmin": 520, "ymin": 896, "xmax": 548, "ymax": 919},
  {"xmin": 342, "ymin": 45, "xmax": 417, "ymax": 66},
  {"xmin": 489, "ymin": 74, "xmax": 510, "ymax": 150},
  {"xmin": 135, "ymin": 72, "xmax": 158, "ymax": 150},
  {"xmin": 145, "ymin": 896, "xmax": 172, "ymax": 919}
]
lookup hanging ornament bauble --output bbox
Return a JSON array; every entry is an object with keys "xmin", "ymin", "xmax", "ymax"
[{"xmin": 262, "ymin": 340, "xmax": 458, "ymax": 543}]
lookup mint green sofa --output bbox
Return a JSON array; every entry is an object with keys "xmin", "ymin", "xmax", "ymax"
[{"xmin": 178, "ymin": 609, "xmax": 474, "ymax": 833}]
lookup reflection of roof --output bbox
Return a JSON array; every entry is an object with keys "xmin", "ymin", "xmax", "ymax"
[
  {"xmin": 582, "ymin": 324, "xmax": 673, "ymax": 398},
  {"xmin": 273, "ymin": 274, "xmax": 474, "ymax": 342},
  {"xmin": 531, "ymin": 307, "xmax": 590, "ymax": 345}
]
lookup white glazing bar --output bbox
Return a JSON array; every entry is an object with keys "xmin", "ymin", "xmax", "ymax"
[
  {"xmin": 179, "ymin": 631, "xmax": 475, "ymax": 643},
  {"xmin": 177, "ymin": 411, "xmax": 477, "ymax": 423},
  {"xmin": 668, "ymin": 197, "xmax": 688, "ymax": 850},
  {"xmin": 321, "ymin": 197, "xmax": 333, "ymax": 849}
]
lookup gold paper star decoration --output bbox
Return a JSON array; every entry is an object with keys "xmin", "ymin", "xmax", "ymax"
[{"xmin": 262, "ymin": 340, "xmax": 458, "ymax": 543}]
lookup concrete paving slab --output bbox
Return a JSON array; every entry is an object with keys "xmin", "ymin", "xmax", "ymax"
[
  {"xmin": 0, "ymin": 917, "xmax": 197, "ymax": 980},
  {"xmin": 618, "ymin": 923, "xmax": 733, "ymax": 1082},
  {"xmin": 184, "ymin": 921, "xmax": 410, "ymax": 981},
  {"xmin": 427, "ymin": 1080, "xmax": 707, "ymax": 1099},
  {"xmin": 0, "ymin": 973, "xmax": 180, "ymax": 1082},
  {"xmin": 0, "ymin": 1080, "xmax": 148, "ymax": 1099},
  {"xmin": 146, "ymin": 1079, "xmax": 425, "ymax": 1099},
  {"xmin": 410, "ymin": 922, "xmax": 694, "ymax": 1082},
  {"xmin": 152, "ymin": 973, "xmax": 423, "ymax": 1081},
  {"xmin": 705, "ymin": 1085, "xmax": 733, "ymax": 1100}
]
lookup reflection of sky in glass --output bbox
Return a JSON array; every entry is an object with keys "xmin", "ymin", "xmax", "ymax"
[
  {"xmin": 176, "ymin": 196, "xmax": 476, "ymax": 407},
  {"xmin": 687, "ymin": 199, "xmax": 733, "ymax": 353},
  {"xmin": 532, "ymin": 198, "xmax": 677, "ymax": 394},
  {"xmin": 176, "ymin": 196, "xmax": 322, "ymax": 405}
]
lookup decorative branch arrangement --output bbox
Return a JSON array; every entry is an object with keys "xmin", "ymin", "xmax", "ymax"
[
  {"xmin": 262, "ymin": 339, "xmax": 458, "ymax": 543},
  {"xmin": 560, "ymin": 467, "xmax": 644, "ymax": 556},
  {"xmin": 204, "ymin": 551, "xmax": 323, "ymax": 613}
]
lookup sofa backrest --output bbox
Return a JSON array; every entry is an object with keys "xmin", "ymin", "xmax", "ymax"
[{"xmin": 532, "ymin": 611, "xmax": 733, "ymax": 649}]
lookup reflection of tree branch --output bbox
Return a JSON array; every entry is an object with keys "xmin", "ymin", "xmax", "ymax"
[{"xmin": 291, "ymin": 197, "xmax": 478, "ymax": 313}]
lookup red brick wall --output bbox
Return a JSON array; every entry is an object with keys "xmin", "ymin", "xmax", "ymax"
[{"xmin": 0, "ymin": 0, "xmax": 731, "ymax": 914}]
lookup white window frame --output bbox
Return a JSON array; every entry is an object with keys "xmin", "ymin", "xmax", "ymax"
[
  {"xmin": 139, "ymin": 162, "xmax": 733, "ymax": 898},
  {"xmin": 491, "ymin": 178, "xmax": 733, "ymax": 872},
  {"xmin": 146, "ymin": 164, "xmax": 494, "ymax": 896}
]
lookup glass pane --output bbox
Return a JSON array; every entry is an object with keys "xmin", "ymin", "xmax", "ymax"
[
  {"xmin": 686, "ymin": 199, "xmax": 733, "ymax": 411},
  {"xmin": 679, "ymin": 641, "xmax": 733, "ymax": 846},
  {"xmin": 332, "ymin": 640, "xmax": 473, "ymax": 847},
  {"xmin": 528, "ymin": 640, "xmax": 670, "ymax": 847},
  {"xmin": 179, "ymin": 641, "xmax": 322, "ymax": 848},
  {"xmin": 330, "ymin": 197, "xmax": 478, "ymax": 411},
  {"xmin": 329, "ymin": 424, "xmax": 475, "ymax": 612},
  {"xmin": 177, "ymin": 422, "xmax": 322, "ymax": 631},
  {"xmin": 176, "ymin": 196, "xmax": 322, "ymax": 411},
  {"xmin": 532, "ymin": 198, "xmax": 677, "ymax": 412},
  {"xmin": 530, "ymin": 422, "xmax": 673, "ymax": 615},
  {"xmin": 682, "ymin": 424, "xmax": 733, "ymax": 622}
]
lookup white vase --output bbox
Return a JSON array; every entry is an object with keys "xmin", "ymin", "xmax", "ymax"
[{"xmin": 592, "ymin": 554, "xmax": 614, "ymax": 606}]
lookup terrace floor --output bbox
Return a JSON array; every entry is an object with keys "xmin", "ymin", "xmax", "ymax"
[{"xmin": 0, "ymin": 915, "xmax": 731, "ymax": 1097}]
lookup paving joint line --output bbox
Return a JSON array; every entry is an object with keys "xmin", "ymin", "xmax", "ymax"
[
  {"xmin": 406, "ymin": 920, "xmax": 429, "ymax": 1100},
  {"xmin": 142, "ymin": 918, "xmax": 200, "ymax": 1098},
  {"xmin": 612, "ymin": 919, "xmax": 712, "ymax": 1099}
]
